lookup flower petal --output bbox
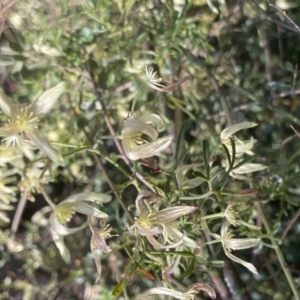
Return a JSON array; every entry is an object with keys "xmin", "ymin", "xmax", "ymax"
[
  {"xmin": 224, "ymin": 238, "xmax": 260, "ymax": 251},
  {"xmin": 0, "ymin": 89, "xmax": 14, "ymax": 116},
  {"xmin": 51, "ymin": 229, "xmax": 70, "ymax": 263},
  {"xmin": 220, "ymin": 122, "xmax": 257, "ymax": 142},
  {"xmin": 154, "ymin": 206, "xmax": 197, "ymax": 223},
  {"xmin": 146, "ymin": 234, "xmax": 183, "ymax": 249},
  {"xmin": 60, "ymin": 192, "xmax": 111, "ymax": 205},
  {"xmin": 74, "ymin": 202, "xmax": 108, "ymax": 218},
  {"xmin": 163, "ymin": 224, "xmax": 197, "ymax": 248},
  {"xmin": 50, "ymin": 211, "xmax": 88, "ymax": 236},
  {"xmin": 26, "ymin": 128, "xmax": 65, "ymax": 166},
  {"xmin": 32, "ymin": 82, "xmax": 65, "ymax": 117},
  {"xmin": 124, "ymin": 136, "xmax": 172, "ymax": 160},
  {"xmin": 224, "ymin": 248, "xmax": 258, "ymax": 274},
  {"xmin": 138, "ymin": 114, "xmax": 165, "ymax": 132},
  {"xmin": 122, "ymin": 117, "xmax": 158, "ymax": 140}
]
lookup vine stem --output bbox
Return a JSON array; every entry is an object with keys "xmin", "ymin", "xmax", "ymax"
[{"xmin": 256, "ymin": 202, "xmax": 300, "ymax": 300}]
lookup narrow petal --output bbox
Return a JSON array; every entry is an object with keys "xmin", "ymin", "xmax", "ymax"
[
  {"xmin": 140, "ymin": 287, "xmax": 185, "ymax": 299},
  {"xmin": 32, "ymin": 82, "xmax": 65, "ymax": 117},
  {"xmin": 122, "ymin": 118, "xmax": 158, "ymax": 140},
  {"xmin": 163, "ymin": 224, "xmax": 197, "ymax": 248},
  {"xmin": 0, "ymin": 89, "xmax": 13, "ymax": 116},
  {"xmin": 51, "ymin": 229, "xmax": 70, "ymax": 263},
  {"xmin": 135, "ymin": 190, "xmax": 156, "ymax": 215},
  {"xmin": 124, "ymin": 136, "xmax": 172, "ymax": 160},
  {"xmin": 136, "ymin": 225, "xmax": 161, "ymax": 236},
  {"xmin": 50, "ymin": 212, "xmax": 88, "ymax": 236},
  {"xmin": 74, "ymin": 202, "xmax": 108, "ymax": 218},
  {"xmin": 26, "ymin": 128, "xmax": 65, "ymax": 166},
  {"xmin": 138, "ymin": 114, "xmax": 165, "ymax": 132},
  {"xmin": 225, "ymin": 249, "xmax": 258, "ymax": 274},
  {"xmin": 0, "ymin": 126, "xmax": 20, "ymax": 137},
  {"xmin": 146, "ymin": 234, "xmax": 183, "ymax": 249},
  {"xmin": 154, "ymin": 206, "xmax": 197, "ymax": 223},
  {"xmin": 60, "ymin": 192, "xmax": 111, "ymax": 205},
  {"xmin": 232, "ymin": 163, "xmax": 267, "ymax": 174},
  {"xmin": 225, "ymin": 238, "xmax": 260, "ymax": 251},
  {"xmin": 220, "ymin": 122, "xmax": 257, "ymax": 142}
]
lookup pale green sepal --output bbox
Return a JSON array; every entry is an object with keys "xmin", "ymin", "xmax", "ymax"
[
  {"xmin": 33, "ymin": 82, "xmax": 65, "ymax": 117},
  {"xmin": 62, "ymin": 192, "xmax": 111, "ymax": 204},
  {"xmin": 155, "ymin": 206, "xmax": 197, "ymax": 223},
  {"xmin": 124, "ymin": 136, "xmax": 172, "ymax": 160},
  {"xmin": 0, "ymin": 126, "xmax": 19, "ymax": 137},
  {"xmin": 225, "ymin": 238, "xmax": 260, "ymax": 251},
  {"xmin": 50, "ymin": 212, "xmax": 88, "ymax": 236},
  {"xmin": 51, "ymin": 229, "xmax": 70, "ymax": 263},
  {"xmin": 0, "ymin": 89, "xmax": 13, "ymax": 116},
  {"xmin": 221, "ymin": 122, "xmax": 258, "ymax": 142},
  {"xmin": 225, "ymin": 250, "xmax": 258, "ymax": 274},
  {"xmin": 74, "ymin": 202, "xmax": 108, "ymax": 218},
  {"xmin": 26, "ymin": 128, "xmax": 65, "ymax": 166}
]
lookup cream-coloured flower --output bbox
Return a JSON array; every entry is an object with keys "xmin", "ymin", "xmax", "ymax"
[
  {"xmin": 220, "ymin": 122, "xmax": 258, "ymax": 157},
  {"xmin": 210, "ymin": 220, "xmax": 260, "ymax": 274},
  {"xmin": 0, "ymin": 83, "xmax": 65, "ymax": 165},
  {"xmin": 49, "ymin": 192, "xmax": 111, "ymax": 263},
  {"xmin": 129, "ymin": 190, "xmax": 197, "ymax": 249},
  {"xmin": 202, "ymin": 203, "xmax": 261, "ymax": 231},
  {"xmin": 135, "ymin": 283, "xmax": 216, "ymax": 300},
  {"xmin": 122, "ymin": 114, "xmax": 172, "ymax": 160},
  {"xmin": 89, "ymin": 219, "xmax": 114, "ymax": 283}
]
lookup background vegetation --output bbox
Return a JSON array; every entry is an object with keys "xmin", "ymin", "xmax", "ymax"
[{"xmin": 1, "ymin": 0, "xmax": 300, "ymax": 299}]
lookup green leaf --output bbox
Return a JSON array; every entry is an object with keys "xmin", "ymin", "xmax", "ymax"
[
  {"xmin": 174, "ymin": 120, "xmax": 193, "ymax": 167},
  {"xmin": 203, "ymin": 139, "xmax": 210, "ymax": 179},
  {"xmin": 193, "ymin": 170, "xmax": 208, "ymax": 181},
  {"xmin": 265, "ymin": 81, "xmax": 290, "ymax": 91},
  {"xmin": 210, "ymin": 166, "xmax": 226, "ymax": 181},
  {"xmin": 229, "ymin": 137, "xmax": 236, "ymax": 169},
  {"xmin": 284, "ymin": 197, "xmax": 299, "ymax": 206},
  {"xmin": 185, "ymin": 256, "xmax": 195, "ymax": 278},
  {"xmin": 221, "ymin": 143, "xmax": 231, "ymax": 167},
  {"xmin": 232, "ymin": 156, "xmax": 255, "ymax": 170}
]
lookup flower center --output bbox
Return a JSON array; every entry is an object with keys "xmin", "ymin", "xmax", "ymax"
[
  {"xmin": 123, "ymin": 131, "xmax": 148, "ymax": 149},
  {"xmin": 11, "ymin": 105, "xmax": 39, "ymax": 132},
  {"xmin": 56, "ymin": 203, "xmax": 76, "ymax": 224}
]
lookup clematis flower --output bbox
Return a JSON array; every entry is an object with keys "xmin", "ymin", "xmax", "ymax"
[
  {"xmin": 220, "ymin": 122, "xmax": 258, "ymax": 157},
  {"xmin": 0, "ymin": 83, "xmax": 65, "ymax": 165},
  {"xmin": 135, "ymin": 283, "xmax": 216, "ymax": 300},
  {"xmin": 48, "ymin": 192, "xmax": 111, "ymax": 263},
  {"xmin": 202, "ymin": 203, "xmax": 261, "ymax": 231},
  {"xmin": 121, "ymin": 114, "xmax": 172, "ymax": 160},
  {"xmin": 89, "ymin": 219, "xmax": 114, "ymax": 283},
  {"xmin": 208, "ymin": 220, "xmax": 260, "ymax": 274},
  {"xmin": 129, "ymin": 190, "xmax": 197, "ymax": 249}
]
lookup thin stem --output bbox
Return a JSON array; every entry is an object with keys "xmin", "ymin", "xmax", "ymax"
[
  {"xmin": 92, "ymin": 148, "xmax": 133, "ymax": 180},
  {"xmin": 10, "ymin": 192, "xmax": 27, "ymax": 235},
  {"xmin": 256, "ymin": 202, "xmax": 300, "ymax": 300},
  {"xmin": 40, "ymin": 186, "xmax": 56, "ymax": 210}
]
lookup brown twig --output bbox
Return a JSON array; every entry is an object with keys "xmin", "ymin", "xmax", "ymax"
[
  {"xmin": 279, "ymin": 205, "xmax": 300, "ymax": 244},
  {"xmin": 11, "ymin": 192, "xmax": 27, "ymax": 235},
  {"xmin": 85, "ymin": 66, "xmax": 155, "ymax": 193},
  {"xmin": 267, "ymin": 0, "xmax": 300, "ymax": 34}
]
